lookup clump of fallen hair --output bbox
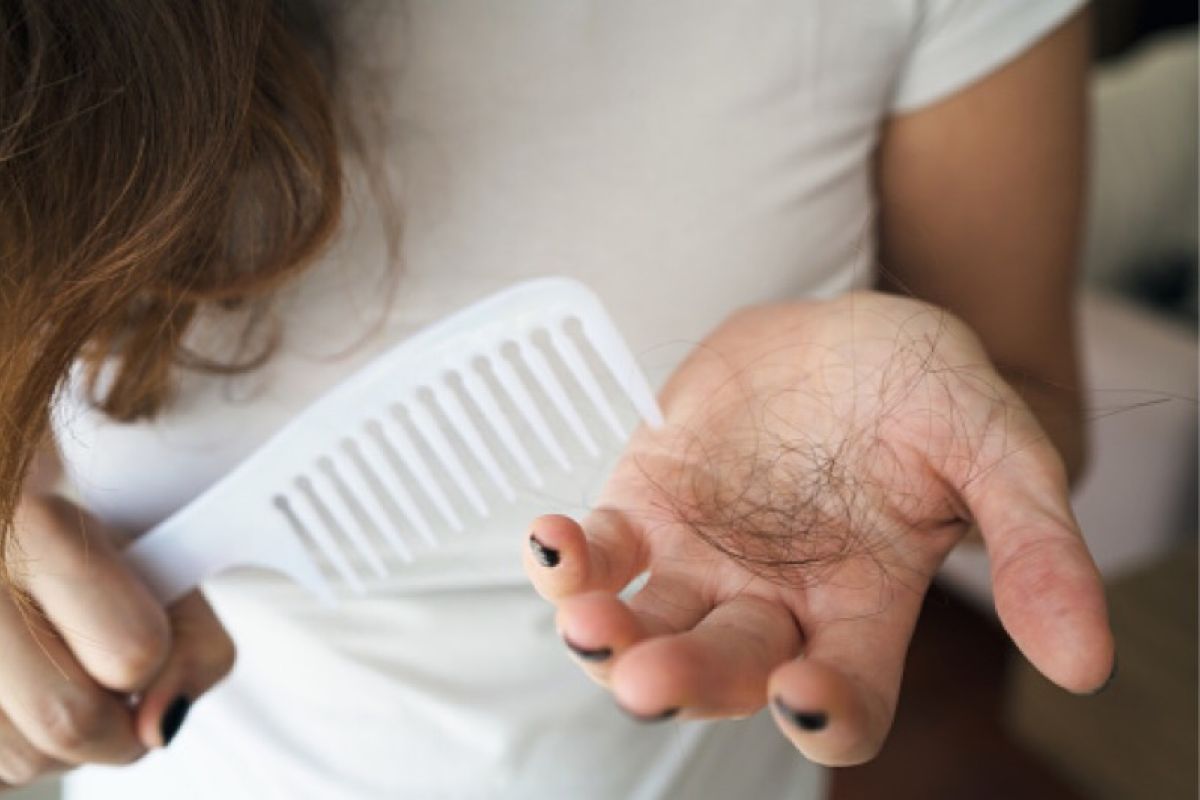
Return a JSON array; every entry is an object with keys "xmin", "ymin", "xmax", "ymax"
[
  {"xmin": 637, "ymin": 405, "xmax": 902, "ymax": 589},
  {"xmin": 628, "ymin": 303, "xmax": 990, "ymax": 590}
]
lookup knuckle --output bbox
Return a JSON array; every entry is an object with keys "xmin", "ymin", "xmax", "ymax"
[
  {"xmin": 30, "ymin": 687, "xmax": 108, "ymax": 756},
  {"xmin": 104, "ymin": 617, "xmax": 171, "ymax": 689}
]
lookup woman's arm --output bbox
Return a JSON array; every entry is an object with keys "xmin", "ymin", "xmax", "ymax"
[
  {"xmin": 875, "ymin": 8, "xmax": 1091, "ymax": 479},
  {"xmin": 522, "ymin": 8, "xmax": 1112, "ymax": 766}
]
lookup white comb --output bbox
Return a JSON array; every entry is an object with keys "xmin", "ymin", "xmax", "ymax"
[{"xmin": 123, "ymin": 277, "xmax": 663, "ymax": 604}]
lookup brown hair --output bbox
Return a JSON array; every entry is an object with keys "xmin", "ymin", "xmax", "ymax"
[{"xmin": 0, "ymin": 1, "xmax": 359, "ymax": 574}]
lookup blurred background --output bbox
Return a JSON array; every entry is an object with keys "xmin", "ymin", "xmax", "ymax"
[
  {"xmin": 11, "ymin": 2, "xmax": 1198, "ymax": 799},
  {"xmin": 834, "ymin": 2, "xmax": 1199, "ymax": 798}
]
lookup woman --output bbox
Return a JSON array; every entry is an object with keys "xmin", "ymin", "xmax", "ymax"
[{"xmin": 0, "ymin": 2, "xmax": 1113, "ymax": 797}]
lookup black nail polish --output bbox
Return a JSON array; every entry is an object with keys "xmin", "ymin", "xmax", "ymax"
[
  {"xmin": 160, "ymin": 695, "xmax": 191, "ymax": 746},
  {"xmin": 529, "ymin": 534, "xmax": 560, "ymax": 568},
  {"xmin": 621, "ymin": 705, "xmax": 680, "ymax": 723},
  {"xmin": 563, "ymin": 635, "xmax": 612, "ymax": 662},
  {"xmin": 772, "ymin": 696, "xmax": 827, "ymax": 732}
]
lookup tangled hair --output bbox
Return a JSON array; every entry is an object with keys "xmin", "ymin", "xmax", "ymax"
[{"xmin": 0, "ymin": 1, "xmax": 362, "ymax": 578}]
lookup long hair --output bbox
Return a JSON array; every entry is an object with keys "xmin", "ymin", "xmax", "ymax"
[{"xmin": 0, "ymin": 0, "xmax": 358, "ymax": 577}]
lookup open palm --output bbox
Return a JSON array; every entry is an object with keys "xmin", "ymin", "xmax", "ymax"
[{"xmin": 523, "ymin": 292, "xmax": 1113, "ymax": 765}]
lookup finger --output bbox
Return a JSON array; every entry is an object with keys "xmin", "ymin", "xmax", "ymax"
[
  {"xmin": 766, "ymin": 558, "xmax": 930, "ymax": 765},
  {"xmin": 554, "ymin": 571, "xmax": 712, "ymax": 685},
  {"xmin": 611, "ymin": 594, "xmax": 801, "ymax": 720},
  {"xmin": 14, "ymin": 497, "xmax": 170, "ymax": 694},
  {"xmin": 0, "ymin": 707, "xmax": 65, "ymax": 787},
  {"xmin": 625, "ymin": 570, "xmax": 711, "ymax": 634},
  {"xmin": 524, "ymin": 510, "xmax": 648, "ymax": 601},
  {"xmin": 961, "ymin": 440, "xmax": 1115, "ymax": 693},
  {"xmin": 0, "ymin": 591, "xmax": 143, "ymax": 765},
  {"xmin": 133, "ymin": 591, "xmax": 235, "ymax": 749},
  {"xmin": 555, "ymin": 592, "xmax": 652, "ymax": 685}
]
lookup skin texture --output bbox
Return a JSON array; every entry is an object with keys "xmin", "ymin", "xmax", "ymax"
[
  {"xmin": 0, "ymin": 496, "xmax": 234, "ymax": 788},
  {"xmin": 525, "ymin": 10, "xmax": 1110, "ymax": 765},
  {"xmin": 876, "ymin": 7, "xmax": 1091, "ymax": 477},
  {"xmin": 525, "ymin": 292, "xmax": 1112, "ymax": 765},
  {"xmin": 0, "ymin": 7, "xmax": 1097, "ymax": 788}
]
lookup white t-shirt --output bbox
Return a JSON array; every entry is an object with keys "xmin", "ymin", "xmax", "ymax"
[{"xmin": 57, "ymin": 2, "xmax": 1084, "ymax": 797}]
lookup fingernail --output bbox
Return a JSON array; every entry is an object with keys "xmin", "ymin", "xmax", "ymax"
[
  {"xmin": 1090, "ymin": 654, "xmax": 1119, "ymax": 695},
  {"xmin": 563, "ymin": 635, "xmax": 612, "ymax": 662},
  {"xmin": 160, "ymin": 695, "xmax": 191, "ymax": 747},
  {"xmin": 772, "ymin": 696, "xmax": 827, "ymax": 732},
  {"xmin": 621, "ymin": 705, "xmax": 679, "ymax": 723},
  {"xmin": 529, "ymin": 533, "xmax": 560, "ymax": 568}
]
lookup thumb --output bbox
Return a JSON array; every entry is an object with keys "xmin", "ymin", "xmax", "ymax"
[
  {"xmin": 961, "ymin": 437, "xmax": 1114, "ymax": 694},
  {"xmin": 134, "ymin": 591, "xmax": 236, "ymax": 749}
]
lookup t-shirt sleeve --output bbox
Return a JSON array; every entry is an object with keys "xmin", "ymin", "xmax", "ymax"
[{"xmin": 889, "ymin": 0, "xmax": 1088, "ymax": 114}]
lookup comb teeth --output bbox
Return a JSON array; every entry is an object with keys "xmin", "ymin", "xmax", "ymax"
[
  {"xmin": 459, "ymin": 365, "xmax": 543, "ymax": 488},
  {"xmin": 433, "ymin": 380, "xmax": 517, "ymax": 502},
  {"xmin": 357, "ymin": 423, "xmax": 437, "ymax": 547},
  {"xmin": 287, "ymin": 478, "xmax": 366, "ymax": 593},
  {"xmin": 548, "ymin": 326, "xmax": 626, "ymax": 441},
  {"xmin": 520, "ymin": 338, "xmax": 600, "ymax": 458},
  {"xmin": 337, "ymin": 439, "xmax": 415, "ymax": 562},
  {"xmin": 405, "ymin": 398, "xmax": 490, "ymax": 516},
  {"xmin": 488, "ymin": 348, "xmax": 573, "ymax": 472},
  {"xmin": 124, "ymin": 278, "xmax": 664, "ymax": 605},
  {"xmin": 271, "ymin": 312, "xmax": 659, "ymax": 591},
  {"xmin": 316, "ymin": 456, "xmax": 389, "ymax": 579}
]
